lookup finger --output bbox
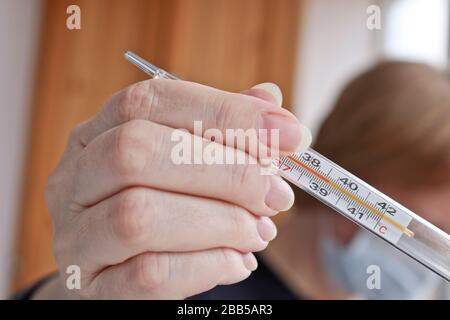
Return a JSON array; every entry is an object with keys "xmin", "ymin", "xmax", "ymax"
[
  {"xmin": 241, "ymin": 82, "xmax": 283, "ymax": 106},
  {"xmin": 65, "ymin": 187, "xmax": 275, "ymax": 271},
  {"xmin": 90, "ymin": 249, "xmax": 257, "ymax": 299},
  {"xmin": 72, "ymin": 120, "xmax": 295, "ymax": 215},
  {"xmin": 242, "ymin": 82, "xmax": 312, "ymax": 152},
  {"xmin": 71, "ymin": 79, "xmax": 306, "ymax": 154}
]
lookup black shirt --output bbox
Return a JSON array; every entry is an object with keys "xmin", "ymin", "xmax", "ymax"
[
  {"xmin": 15, "ymin": 257, "xmax": 299, "ymax": 300},
  {"xmin": 190, "ymin": 258, "xmax": 298, "ymax": 299}
]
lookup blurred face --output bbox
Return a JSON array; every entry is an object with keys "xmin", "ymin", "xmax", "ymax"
[
  {"xmin": 396, "ymin": 185, "xmax": 450, "ymax": 233},
  {"xmin": 331, "ymin": 184, "xmax": 450, "ymax": 245},
  {"xmin": 318, "ymin": 183, "xmax": 449, "ymax": 299}
]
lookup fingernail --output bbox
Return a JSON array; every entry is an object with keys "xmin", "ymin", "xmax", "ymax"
[
  {"xmin": 242, "ymin": 253, "xmax": 258, "ymax": 271},
  {"xmin": 259, "ymin": 113, "xmax": 310, "ymax": 152},
  {"xmin": 257, "ymin": 217, "xmax": 277, "ymax": 241},
  {"xmin": 296, "ymin": 124, "xmax": 312, "ymax": 152},
  {"xmin": 265, "ymin": 175, "xmax": 295, "ymax": 211},
  {"xmin": 251, "ymin": 82, "xmax": 283, "ymax": 106}
]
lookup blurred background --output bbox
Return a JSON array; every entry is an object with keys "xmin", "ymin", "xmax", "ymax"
[{"xmin": 0, "ymin": 0, "xmax": 449, "ymax": 298}]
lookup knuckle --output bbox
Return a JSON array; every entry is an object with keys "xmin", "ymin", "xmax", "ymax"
[
  {"xmin": 74, "ymin": 151, "xmax": 89, "ymax": 176},
  {"xmin": 210, "ymin": 94, "xmax": 235, "ymax": 131},
  {"xmin": 229, "ymin": 206, "xmax": 266, "ymax": 252},
  {"xmin": 113, "ymin": 188, "xmax": 149, "ymax": 243},
  {"xmin": 230, "ymin": 163, "xmax": 255, "ymax": 191},
  {"xmin": 68, "ymin": 122, "xmax": 84, "ymax": 144},
  {"xmin": 135, "ymin": 253, "xmax": 169, "ymax": 292},
  {"xmin": 119, "ymin": 82, "xmax": 146, "ymax": 121},
  {"xmin": 112, "ymin": 120, "xmax": 150, "ymax": 177},
  {"xmin": 228, "ymin": 206, "xmax": 247, "ymax": 243},
  {"xmin": 218, "ymin": 248, "xmax": 243, "ymax": 271},
  {"xmin": 72, "ymin": 152, "xmax": 91, "ymax": 203},
  {"xmin": 242, "ymin": 92, "xmax": 268, "ymax": 114},
  {"xmin": 228, "ymin": 205, "xmax": 244, "ymax": 233},
  {"xmin": 213, "ymin": 93, "xmax": 262, "ymax": 129},
  {"xmin": 247, "ymin": 95, "xmax": 266, "ymax": 114},
  {"xmin": 119, "ymin": 80, "xmax": 159, "ymax": 122},
  {"xmin": 45, "ymin": 170, "xmax": 73, "ymax": 220},
  {"xmin": 68, "ymin": 119, "xmax": 92, "ymax": 147},
  {"xmin": 52, "ymin": 233, "xmax": 66, "ymax": 263},
  {"xmin": 44, "ymin": 174, "xmax": 58, "ymax": 207}
]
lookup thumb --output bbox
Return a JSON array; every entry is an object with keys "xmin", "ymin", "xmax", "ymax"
[
  {"xmin": 241, "ymin": 82, "xmax": 283, "ymax": 106},
  {"xmin": 242, "ymin": 82, "xmax": 312, "ymax": 152}
]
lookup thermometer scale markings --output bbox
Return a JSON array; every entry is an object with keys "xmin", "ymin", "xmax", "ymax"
[{"xmin": 283, "ymin": 154, "xmax": 414, "ymax": 237}]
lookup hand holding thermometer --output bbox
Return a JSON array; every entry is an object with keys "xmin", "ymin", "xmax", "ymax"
[{"xmin": 124, "ymin": 51, "xmax": 450, "ymax": 281}]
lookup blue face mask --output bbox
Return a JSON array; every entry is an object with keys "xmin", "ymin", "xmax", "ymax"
[{"xmin": 321, "ymin": 229, "xmax": 443, "ymax": 299}]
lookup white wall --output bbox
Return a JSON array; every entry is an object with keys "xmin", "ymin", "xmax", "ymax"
[
  {"xmin": 382, "ymin": 0, "xmax": 449, "ymax": 70},
  {"xmin": 293, "ymin": 0, "xmax": 380, "ymax": 134},
  {"xmin": 0, "ymin": 0, "xmax": 42, "ymax": 298},
  {"xmin": 293, "ymin": 0, "xmax": 450, "ymax": 134}
]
